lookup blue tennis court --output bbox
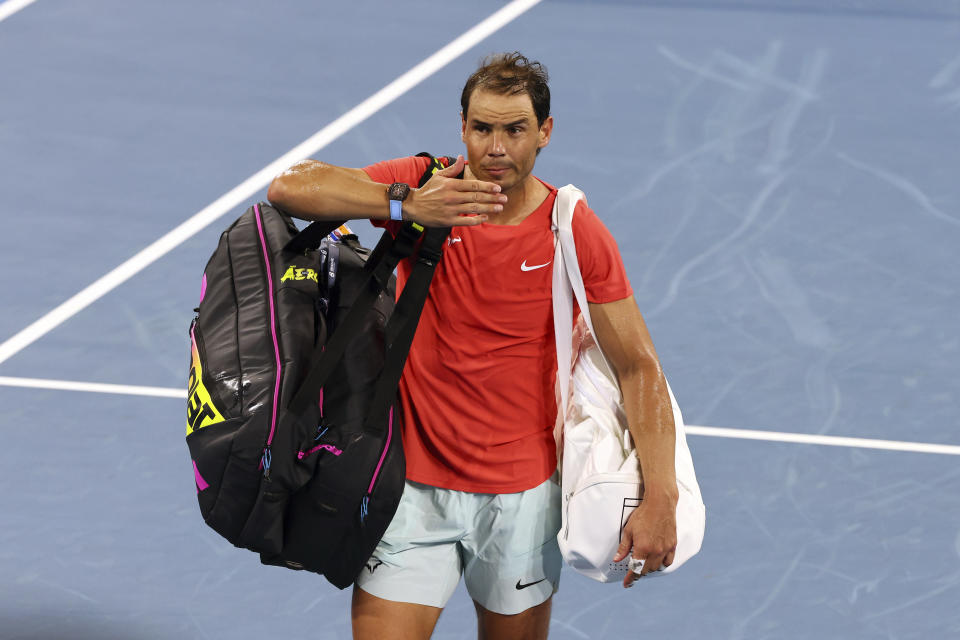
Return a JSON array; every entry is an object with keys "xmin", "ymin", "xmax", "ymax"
[{"xmin": 1, "ymin": 0, "xmax": 958, "ymax": 638}]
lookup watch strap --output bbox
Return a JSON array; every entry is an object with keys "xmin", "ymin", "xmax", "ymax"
[{"xmin": 389, "ymin": 199, "xmax": 403, "ymax": 221}]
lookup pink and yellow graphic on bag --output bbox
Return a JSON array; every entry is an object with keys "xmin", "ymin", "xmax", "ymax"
[{"xmin": 187, "ymin": 326, "xmax": 226, "ymax": 436}]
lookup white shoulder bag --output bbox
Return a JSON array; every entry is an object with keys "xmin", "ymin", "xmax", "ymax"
[{"xmin": 551, "ymin": 185, "xmax": 706, "ymax": 583}]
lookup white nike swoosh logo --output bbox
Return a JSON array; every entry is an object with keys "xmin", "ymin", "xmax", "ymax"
[{"xmin": 520, "ymin": 260, "xmax": 551, "ymax": 271}]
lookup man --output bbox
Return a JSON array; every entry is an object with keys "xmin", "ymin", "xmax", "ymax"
[{"xmin": 268, "ymin": 52, "xmax": 678, "ymax": 640}]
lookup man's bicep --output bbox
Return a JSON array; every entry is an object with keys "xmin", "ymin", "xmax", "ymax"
[
  {"xmin": 588, "ymin": 296, "xmax": 661, "ymax": 376},
  {"xmin": 345, "ymin": 167, "xmax": 374, "ymax": 181}
]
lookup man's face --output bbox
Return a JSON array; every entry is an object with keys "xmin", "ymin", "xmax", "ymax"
[{"xmin": 461, "ymin": 89, "xmax": 553, "ymax": 193}]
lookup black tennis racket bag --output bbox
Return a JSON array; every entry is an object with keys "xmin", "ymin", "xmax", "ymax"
[
  {"xmin": 187, "ymin": 154, "xmax": 453, "ymax": 588},
  {"xmin": 187, "ymin": 201, "xmax": 326, "ymax": 552}
]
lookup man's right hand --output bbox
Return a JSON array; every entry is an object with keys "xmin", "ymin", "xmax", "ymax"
[{"xmin": 405, "ymin": 155, "xmax": 506, "ymax": 226}]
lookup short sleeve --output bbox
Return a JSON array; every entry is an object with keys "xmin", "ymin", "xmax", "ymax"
[
  {"xmin": 570, "ymin": 201, "xmax": 633, "ymax": 304},
  {"xmin": 363, "ymin": 156, "xmax": 432, "ymax": 234}
]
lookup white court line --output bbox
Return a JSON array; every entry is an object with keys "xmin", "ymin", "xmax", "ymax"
[
  {"xmin": 0, "ymin": 376, "xmax": 186, "ymax": 399},
  {"xmin": 0, "ymin": 0, "xmax": 38, "ymax": 23},
  {"xmin": 1, "ymin": 376, "xmax": 959, "ymax": 456},
  {"xmin": 685, "ymin": 425, "xmax": 960, "ymax": 456},
  {"xmin": 0, "ymin": 0, "xmax": 543, "ymax": 367}
]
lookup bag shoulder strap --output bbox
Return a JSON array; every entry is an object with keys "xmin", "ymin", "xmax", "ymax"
[
  {"xmin": 551, "ymin": 185, "xmax": 618, "ymax": 416},
  {"xmin": 360, "ymin": 153, "xmax": 454, "ymax": 270},
  {"xmin": 286, "ymin": 154, "xmax": 452, "ymax": 429},
  {"xmin": 360, "ymin": 153, "xmax": 454, "ymax": 431},
  {"xmin": 362, "ymin": 224, "xmax": 448, "ymax": 432},
  {"xmin": 551, "ymin": 187, "xmax": 687, "ymax": 445}
]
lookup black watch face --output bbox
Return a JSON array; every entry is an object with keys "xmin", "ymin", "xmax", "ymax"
[{"xmin": 389, "ymin": 183, "xmax": 410, "ymax": 201}]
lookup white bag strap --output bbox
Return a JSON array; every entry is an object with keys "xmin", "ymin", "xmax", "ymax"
[{"xmin": 551, "ymin": 184, "xmax": 618, "ymax": 418}]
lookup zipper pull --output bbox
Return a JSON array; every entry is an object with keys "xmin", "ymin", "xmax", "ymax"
[
  {"xmin": 260, "ymin": 447, "xmax": 272, "ymax": 481},
  {"xmin": 359, "ymin": 494, "xmax": 370, "ymax": 525},
  {"xmin": 297, "ymin": 423, "xmax": 329, "ymax": 459}
]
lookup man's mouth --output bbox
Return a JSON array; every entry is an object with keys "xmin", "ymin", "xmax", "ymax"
[{"xmin": 485, "ymin": 166, "xmax": 510, "ymax": 177}]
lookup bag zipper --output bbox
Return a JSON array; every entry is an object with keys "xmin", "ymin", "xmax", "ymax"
[
  {"xmin": 253, "ymin": 203, "xmax": 283, "ymax": 481},
  {"xmin": 296, "ymin": 422, "xmax": 343, "ymax": 460},
  {"xmin": 360, "ymin": 405, "xmax": 394, "ymax": 524},
  {"xmin": 189, "ymin": 319, "xmax": 236, "ymax": 418}
]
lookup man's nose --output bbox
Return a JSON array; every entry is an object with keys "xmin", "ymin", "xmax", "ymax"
[{"xmin": 489, "ymin": 131, "xmax": 505, "ymax": 155}]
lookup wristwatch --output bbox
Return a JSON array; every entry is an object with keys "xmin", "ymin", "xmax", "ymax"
[{"xmin": 387, "ymin": 182, "xmax": 411, "ymax": 221}]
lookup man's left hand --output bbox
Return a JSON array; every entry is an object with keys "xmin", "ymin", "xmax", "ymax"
[{"xmin": 612, "ymin": 496, "xmax": 677, "ymax": 588}]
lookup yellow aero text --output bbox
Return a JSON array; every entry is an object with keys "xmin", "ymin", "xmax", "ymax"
[
  {"xmin": 280, "ymin": 265, "xmax": 318, "ymax": 283},
  {"xmin": 186, "ymin": 337, "xmax": 226, "ymax": 436}
]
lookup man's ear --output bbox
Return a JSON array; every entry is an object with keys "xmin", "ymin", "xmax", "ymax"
[
  {"xmin": 538, "ymin": 115, "xmax": 554, "ymax": 150},
  {"xmin": 460, "ymin": 111, "xmax": 467, "ymax": 142}
]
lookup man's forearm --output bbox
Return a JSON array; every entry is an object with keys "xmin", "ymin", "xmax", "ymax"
[
  {"xmin": 619, "ymin": 364, "xmax": 678, "ymax": 504},
  {"xmin": 268, "ymin": 156, "xmax": 502, "ymax": 228},
  {"xmin": 267, "ymin": 160, "xmax": 391, "ymax": 222},
  {"xmin": 588, "ymin": 298, "xmax": 679, "ymax": 504}
]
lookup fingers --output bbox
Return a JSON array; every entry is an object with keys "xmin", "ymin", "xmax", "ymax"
[
  {"xmin": 622, "ymin": 549, "xmax": 675, "ymax": 587},
  {"xmin": 616, "ymin": 530, "xmax": 676, "ymax": 588},
  {"xmin": 438, "ymin": 156, "xmax": 502, "ymax": 195},
  {"xmin": 612, "ymin": 531, "xmax": 633, "ymax": 564},
  {"xmin": 622, "ymin": 552, "xmax": 644, "ymax": 588},
  {"xmin": 457, "ymin": 179, "xmax": 502, "ymax": 195},
  {"xmin": 412, "ymin": 156, "xmax": 506, "ymax": 226},
  {"xmin": 640, "ymin": 552, "xmax": 666, "ymax": 578},
  {"xmin": 458, "ymin": 189, "xmax": 507, "ymax": 210},
  {"xmin": 437, "ymin": 154, "xmax": 465, "ymax": 177},
  {"xmin": 662, "ymin": 549, "xmax": 675, "ymax": 569},
  {"xmin": 622, "ymin": 551, "xmax": 662, "ymax": 588},
  {"xmin": 614, "ymin": 531, "xmax": 635, "ymax": 588},
  {"xmin": 440, "ymin": 156, "xmax": 501, "ymax": 195},
  {"xmin": 437, "ymin": 191, "xmax": 505, "ymax": 222},
  {"xmin": 624, "ymin": 557, "xmax": 644, "ymax": 588},
  {"xmin": 447, "ymin": 214, "xmax": 488, "ymax": 227}
]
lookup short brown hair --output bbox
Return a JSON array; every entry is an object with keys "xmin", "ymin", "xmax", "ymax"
[{"xmin": 461, "ymin": 52, "xmax": 550, "ymax": 126}]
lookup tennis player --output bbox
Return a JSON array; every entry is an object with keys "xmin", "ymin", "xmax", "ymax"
[{"xmin": 268, "ymin": 52, "xmax": 678, "ymax": 640}]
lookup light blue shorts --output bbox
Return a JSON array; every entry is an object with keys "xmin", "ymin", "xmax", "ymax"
[{"xmin": 355, "ymin": 474, "xmax": 562, "ymax": 616}]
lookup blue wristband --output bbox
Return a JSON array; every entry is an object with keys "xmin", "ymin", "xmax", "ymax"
[{"xmin": 389, "ymin": 199, "xmax": 403, "ymax": 221}]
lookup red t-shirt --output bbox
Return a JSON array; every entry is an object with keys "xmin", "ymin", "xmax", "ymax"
[{"xmin": 364, "ymin": 156, "xmax": 633, "ymax": 492}]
